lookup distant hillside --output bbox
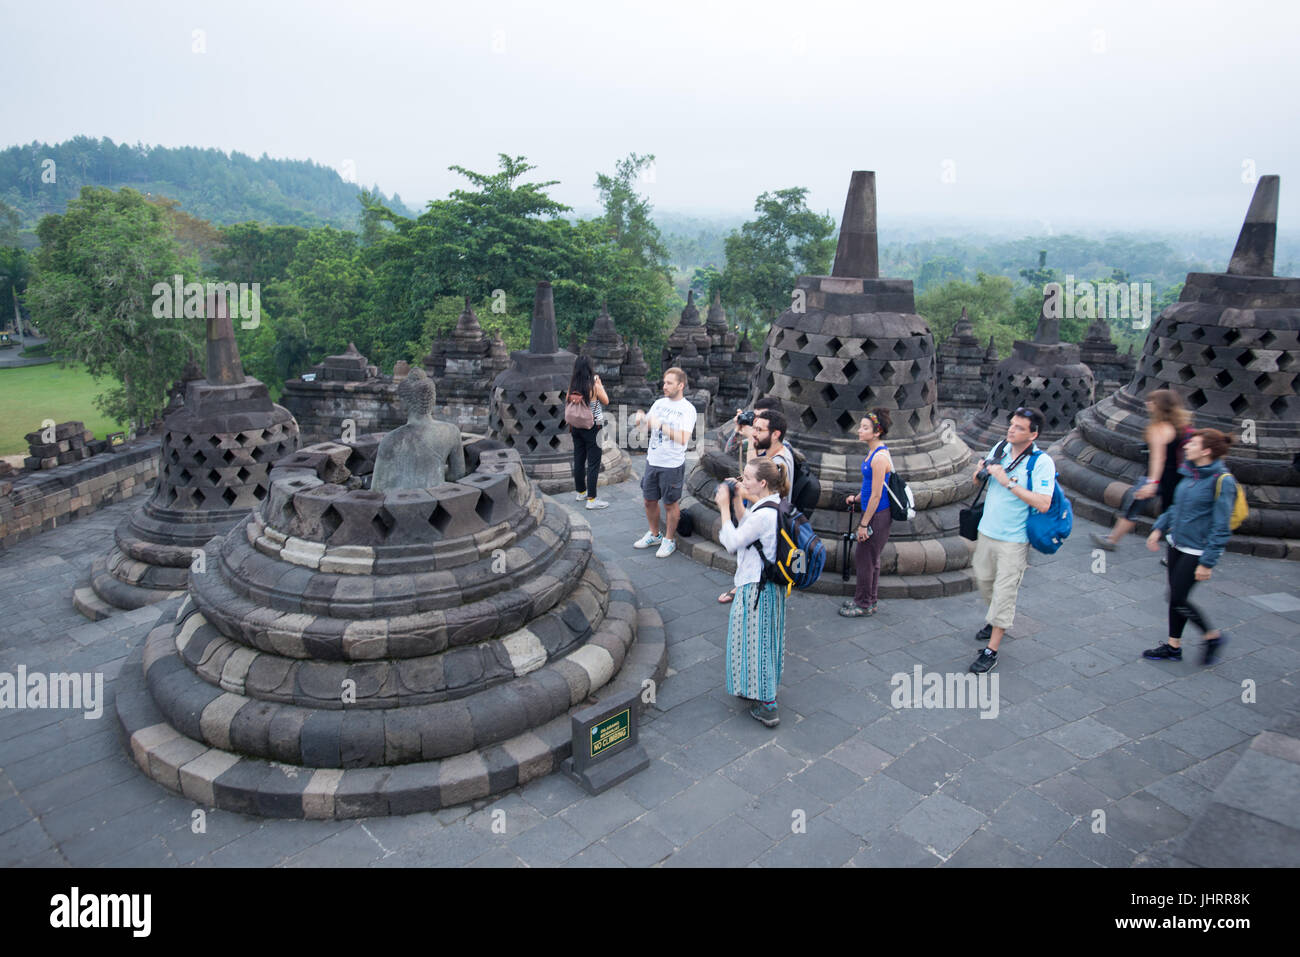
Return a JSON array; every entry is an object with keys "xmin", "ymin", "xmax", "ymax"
[{"xmin": 0, "ymin": 136, "xmax": 414, "ymax": 232}]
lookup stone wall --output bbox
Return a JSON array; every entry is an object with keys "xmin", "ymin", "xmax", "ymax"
[{"xmin": 0, "ymin": 439, "xmax": 160, "ymax": 550}]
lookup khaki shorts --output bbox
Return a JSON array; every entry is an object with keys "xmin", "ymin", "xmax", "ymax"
[{"xmin": 972, "ymin": 532, "xmax": 1029, "ymax": 631}]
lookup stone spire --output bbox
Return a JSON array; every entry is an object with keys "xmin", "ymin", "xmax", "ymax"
[
  {"xmin": 954, "ymin": 306, "xmax": 974, "ymax": 338},
  {"xmin": 1034, "ymin": 290, "xmax": 1061, "ymax": 345},
  {"xmin": 205, "ymin": 289, "xmax": 245, "ymax": 385},
  {"xmin": 453, "ymin": 298, "xmax": 484, "ymax": 340},
  {"xmin": 1227, "ymin": 174, "xmax": 1279, "ymax": 277},
  {"xmin": 706, "ymin": 290, "xmax": 728, "ymax": 336},
  {"xmin": 529, "ymin": 281, "xmax": 559, "ymax": 354},
  {"xmin": 830, "ymin": 170, "xmax": 879, "ymax": 279}
]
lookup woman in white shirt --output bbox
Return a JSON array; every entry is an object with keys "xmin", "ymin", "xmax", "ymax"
[{"xmin": 714, "ymin": 457, "xmax": 790, "ymax": 728}]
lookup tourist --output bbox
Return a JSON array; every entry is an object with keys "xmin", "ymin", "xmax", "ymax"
[
  {"xmin": 568, "ymin": 355, "xmax": 610, "ymax": 510},
  {"xmin": 724, "ymin": 396, "xmax": 783, "ymax": 460},
  {"xmin": 1142, "ymin": 429, "xmax": 1237, "ymax": 666},
  {"xmin": 632, "ymin": 367, "xmax": 697, "ymax": 558},
  {"xmin": 714, "ymin": 457, "xmax": 789, "ymax": 727},
  {"xmin": 840, "ymin": 408, "xmax": 894, "ymax": 617},
  {"xmin": 969, "ymin": 408, "xmax": 1057, "ymax": 674},
  {"xmin": 1092, "ymin": 388, "xmax": 1192, "ymax": 550},
  {"xmin": 718, "ymin": 403, "xmax": 791, "ymax": 604}
]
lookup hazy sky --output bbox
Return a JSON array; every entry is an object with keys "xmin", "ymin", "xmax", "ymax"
[{"xmin": 4, "ymin": 0, "xmax": 1297, "ymax": 233}]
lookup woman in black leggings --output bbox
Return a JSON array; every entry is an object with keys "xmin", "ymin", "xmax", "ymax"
[
  {"xmin": 568, "ymin": 355, "xmax": 610, "ymax": 510},
  {"xmin": 1143, "ymin": 429, "xmax": 1237, "ymax": 666}
]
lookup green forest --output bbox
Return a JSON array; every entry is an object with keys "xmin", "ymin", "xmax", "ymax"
[
  {"xmin": 5, "ymin": 137, "xmax": 1293, "ymax": 435},
  {"xmin": 0, "ymin": 136, "xmax": 412, "ymax": 235}
]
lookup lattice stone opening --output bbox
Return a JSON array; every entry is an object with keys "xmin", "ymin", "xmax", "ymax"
[
  {"xmin": 428, "ymin": 504, "xmax": 452, "ymax": 534},
  {"xmin": 1236, "ymin": 350, "xmax": 1257, "ymax": 367},
  {"xmin": 1260, "ymin": 330, "xmax": 1276, "ymax": 348},
  {"xmin": 827, "ymin": 336, "xmax": 843, "ymax": 354},
  {"xmin": 821, "ymin": 384, "xmax": 837, "ymax": 404},
  {"xmin": 222, "ymin": 487, "xmax": 239, "ymax": 507},
  {"xmin": 857, "ymin": 385, "xmax": 874, "ymax": 403},
  {"xmin": 321, "ymin": 505, "xmax": 343, "ymax": 538},
  {"xmin": 843, "ymin": 359, "xmax": 859, "ymax": 379},
  {"xmin": 788, "ymin": 380, "xmax": 803, "ymax": 398},
  {"xmin": 475, "ymin": 493, "xmax": 493, "ymax": 524},
  {"xmin": 1178, "ymin": 366, "xmax": 1195, "ymax": 383},
  {"xmin": 1187, "ymin": 388, "xmax": 1208, "ymax": 409},
  {"xmin": 372, "ymin": 508, "xmax": 395, "ymax": 540},
  {"xmin": 801, "ymin": 409, "xmax": 817, "ymax": 430},
  {"xmin": 836, "ymin": 410, "xmax": 855, "ymax": 432},
  {"xmin": 1230, "ymin": 395, "xmax": 1250, "ymax": 416}
]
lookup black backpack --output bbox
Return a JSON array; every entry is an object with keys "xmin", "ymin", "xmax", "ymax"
[{"xmin": 787, "ymin": 442, "xmax": 821, "ymax": 516}]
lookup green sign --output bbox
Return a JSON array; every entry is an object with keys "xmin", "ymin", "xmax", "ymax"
[{"xmin": 589, "ymin": 708, "xmax": 631, "ymax": 758}]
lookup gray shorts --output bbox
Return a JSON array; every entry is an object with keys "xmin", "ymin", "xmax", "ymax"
[{"xmin": 642, "ymin": 463, "xmax": 685, "ymax": 504}]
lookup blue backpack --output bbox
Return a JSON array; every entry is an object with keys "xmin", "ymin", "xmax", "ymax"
[
  {"xmin": 750, "ymin": 500, "xmax": 826, "ymax": 596},
  {"xmin": 1025, "ymin": 451, "xmax": 1073, "ymax": 554}
]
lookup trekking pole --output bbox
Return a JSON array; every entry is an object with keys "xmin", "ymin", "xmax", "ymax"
[{"xmin": 841, "ymin": 498, "xmax": 853, "ymax": 582}]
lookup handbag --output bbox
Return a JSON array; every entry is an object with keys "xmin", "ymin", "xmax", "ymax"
[{"xmin": 564, "ymin": 391, "xmax": 594, "ymax": 429}]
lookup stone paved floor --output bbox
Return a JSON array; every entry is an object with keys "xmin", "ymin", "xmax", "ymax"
[{"xmin": 1, "ymin": 459, "xmax": 1297, "ymax": 867}]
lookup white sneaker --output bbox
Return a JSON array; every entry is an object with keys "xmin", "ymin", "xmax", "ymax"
[
  {"xmin": 655, "ymin": 538, "xmax": 677, "ymax": 558},
  {"xmin": 575, "ymin": 491, "xmax": 586, "ymax": 501},
  {"xmin": 585, "ymin": 498, "xmax": 610, "ymax": 510},
  {"xmin": 633, "ymin": 531, "xmax": 663, "ymax": 549}
]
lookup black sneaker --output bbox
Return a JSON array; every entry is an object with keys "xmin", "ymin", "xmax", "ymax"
[
  {"xmin": 975, "ymin": 623, "xmax": 993, "ymax": 642},
  {"xmin": 970, "ymin": 648, "xmax": 998, "ymax": 674},
  {"xmin": 1143, "ymin": 643, "xmax": 1182, "ymax": 661},
  {"xmin": 1201, "ymin": 632, "xmax": 1229, "ymax": 666}
]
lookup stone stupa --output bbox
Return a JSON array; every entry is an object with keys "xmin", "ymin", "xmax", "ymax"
[
  {"xmin": 280, "ymin": 343, "xmax": 403, "ymax": 444},
  {"xmin": 935, "ymin": 307, "xmax": 991, "ymax": 418},
  {"xmin": 488, "ymin": 282, "xmax": 631, "ymax": 493},
  {"xmin": 678, "ymin": 171, "xmax": 977, "ymax": 596},
  {"xmin": 75, "ymin": 294, "xmax": 300, "ymax": 619},
  {"xmin": 114, "ymin": 382, "xmax": 667, "ymax": 817},
  {"xmin": 1054, "ymin": 175, "xmax": 1299, "ymax": 558},
  {"xmin": 421, "ymin": 299, "xmax": 498, "ymax": 434},
  {"xmin": 1079, "ymin": 318, "xmax": 1137, "ymax": 403},
  {"xmin": 959, "ymin": 292, "xmax": 1095, "ymax": 450}
]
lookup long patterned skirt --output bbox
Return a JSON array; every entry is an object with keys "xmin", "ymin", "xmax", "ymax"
[{"xmin": 725, "ymin": 581, "xmax": 786, "ymax": 702}]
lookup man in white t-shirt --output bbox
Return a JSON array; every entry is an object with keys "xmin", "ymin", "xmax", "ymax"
[{"xmin": 632, "ymin": 366, "xmax": 698, "ymax": 558}]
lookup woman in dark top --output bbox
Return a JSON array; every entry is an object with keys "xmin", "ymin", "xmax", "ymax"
[
  {"xmin": 1092, "ymin": 389, "xmax": 1191, "ymax": 550},
  {"xmin": 568, "ymin": 355, "xmax": 610, "ymax": 510}
]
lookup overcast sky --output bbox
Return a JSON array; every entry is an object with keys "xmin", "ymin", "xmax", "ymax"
[{"xmin": 4, "ymin": 0, "xmax": 1297, "ymax": 234}]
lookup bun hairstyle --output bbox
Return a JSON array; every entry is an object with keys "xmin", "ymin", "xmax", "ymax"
[
  {"xmin": 748, "ymin": 458, "xmax": 790, "ymax": 499},
  {"xmin": 864, "ymin": 407, "xmax": 891, "ymax": 437},
  {"xmin": 1193, "ymin": 428, "xmax": 1234, "ymax": 460}
]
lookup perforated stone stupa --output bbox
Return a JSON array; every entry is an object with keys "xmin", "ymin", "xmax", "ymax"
[
  {"xmin": 113, "ymin": 428, "xmax": 668, "ymax": 817},
  {"xmin": 678, "ymin": 171, "xmax": 977, "ymax": 596},
  {"xmin": 489, "ymin": 282, "xmax": 631, "ymax": 493},
  {"xmin": 281, "ymin": 343, "xmax": 403, "ymax": 444},
  {"xmin": 1054, "ymin": 175, "xmax": 1300, "ymax": 558},
  {"xmin": 75, "ymin": 296, "xmax": 300, "ymax": 620},
  {"xmin": 959, "ymin": 294, "xmax": 1095, "ymax": 450},
  {"xmin": 581, "ymin": 304, "xmax": 627, "ymax": 402}
]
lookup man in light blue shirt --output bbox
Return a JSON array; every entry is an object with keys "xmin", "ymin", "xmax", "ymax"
[{"xmin": 970, "ymin": 408, "xmax": 1056, "ymax": 674}]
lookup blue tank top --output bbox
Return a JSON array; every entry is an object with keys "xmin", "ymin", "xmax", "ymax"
[{"xmin": 860, "ymin": 445, "xmax": 891, "ymax": 514}]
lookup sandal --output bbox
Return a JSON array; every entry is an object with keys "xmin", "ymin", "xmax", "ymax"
[{"xmin": 718, "ymin": 588, "xmax": 737, "ymax": 604}]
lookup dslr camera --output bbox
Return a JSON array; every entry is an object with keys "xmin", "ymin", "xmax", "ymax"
[{"xmin": 736, "ymin": 410, "xmax": 756, "ymax": 427}]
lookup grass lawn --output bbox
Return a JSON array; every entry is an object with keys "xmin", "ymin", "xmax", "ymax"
[{"xmin": 0, "ymin": 363, "xmax": 128, "ymax": 456}]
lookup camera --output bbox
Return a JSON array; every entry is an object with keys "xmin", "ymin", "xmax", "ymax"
[
  {"xmin": 736, "ymin": 410, "xmax": 756, "ymax": 427},
  {"xmin": 723, "ymin": 478, "xmax": 739, "ymax": 495}
]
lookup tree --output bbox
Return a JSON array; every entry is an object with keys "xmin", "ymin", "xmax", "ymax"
[
  {"xmin": 25, "ymin": 187, "xmax": 201, "ymax": 429},
  {"xmin": 0, "ymin": 246, "xmax": 30, "ymax": 333},
  {"xmin": 718, "ymin": 187, "xmax": 836, "ymax": 338}
]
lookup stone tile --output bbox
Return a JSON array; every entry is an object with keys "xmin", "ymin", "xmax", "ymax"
[
  {"xmin": 882, "ymin": 738, "xmax": 971, "ymax": 795},
  {"xmin": 826, "ymin": 734, "xmax": 894, "ymax": 778},
  {"xmin": 619, "ymin": 757, "xmax": 696, "ymax": 811},
  {"xmin": 1033, "ymin": 843, "xmax": 1099, "ymax": 868},
  {"xmin": 557, "ymin": 789, "xmax": 646, "ymax": 842},
  {"xmin": 603, "ymin": 820, "xmax": 675, "ymax": 868},
  {"xmin": 777, "ymin": 711, "xmax": 859, "ymax": 760},
  {"xmin": 561, "ymin": 842, "xmax": 625, "ymax": 868},
  {"xmin": 506, "ymin": 815, "xmax": 592, "ymax": 866},
  {"xmin": 943, "ymin": 827, "xmax": 1038, "ymax": 867},
  {"xmin": 849, "ymin": 829, "xmax": 939, "ymax": 867},
  {"xmin": 791, "ymin": 758, "xmax": 865, "ymax": 803},
  {"xmin": 1154, "ymin": 714, "xmax": 1250, "ymax": 760},
  {"xmin": 734, "ymin": 778, "xmax": 830, "ymax": 842},
  {"xmin": 664, "ymin": 730, "xmax": 753, "ymax": 777},
  {"xmin": 1073, "ymin": 748, "xmax": 1164, "ymax": 799},
  {"xmin": 641, "ymin": 772, "xmax": 751, "ymax": 846},
  {"xmin": 1210, "ymin": 750, "xmax": 1300, "ymax": 831},
  {"xmin": 518, "ymin": 770, "xmax": 587, "ymax": 816},
  {"xmin": 754, "ymin": 813, "xmax": 859, "ymax": 867},
  {"xmin": 1060, "ymin": 818, "xmax": 1139, "ymax": 867},
  {"xmin": 1177, "ymin": 804, "xmax": 1300, "ymax": 868},
  {"xmin": 987, "ymin": 789, "xmax": 1076, "ymax": 854},
  {"xmin": 982, "ymin": 738, "xmax": 1078, "ymax": 786},
  {"xmin": 465, "ymin": 845, "xmax": 527, "ymax": 868},
  {"xmin": 1044, "ymin": 716, "xmax": 1132, "ymax": 759},
  {"xmin": 942, "ymin": 763, "xmax": 1021, "ymax": 815},
  {"xmin": 663, "ymin": 814, "xmax": 773, "ymax": 868},
  {"xmin": 720, "ymin": 742, "xmax": 806, "ymax": 794},
  {"xmin": 897, "ymin": 793, "xmax": 986, "ymax": 857},
  {"xmin": 825, "ymin": 775, "xmax": 924, "ymax": 841}
]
